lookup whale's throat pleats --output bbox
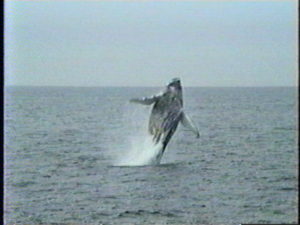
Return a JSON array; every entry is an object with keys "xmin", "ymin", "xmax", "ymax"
[{"xmin": 148, "ymin": 96, "xmax": 183, "ymax": 150}]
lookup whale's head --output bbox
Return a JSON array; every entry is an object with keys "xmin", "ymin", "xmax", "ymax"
[
  {"xmin": 166, "ymin": 78, "xmax": 183, "ymax": 103},
  {"xmin": 167, "ymin": 77, "xmax": 182, "ymax": 92}
]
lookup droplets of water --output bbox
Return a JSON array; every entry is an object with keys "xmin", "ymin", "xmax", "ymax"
[
  {"xmin": 112, "ymin": 101, "xmax": 163, "ymax": 166},
  {"xmin": 115, "ymin": 135, "xmax": 163, "ymax": 166}
]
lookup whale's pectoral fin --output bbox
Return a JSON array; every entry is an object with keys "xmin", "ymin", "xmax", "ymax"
[
  {"xmin": 130, "ymin": 94, "xmax": 162, "ymax": 105},
  {"xmin": 180, "ymin": 112, "xmax": 200, "ymax": 138}
]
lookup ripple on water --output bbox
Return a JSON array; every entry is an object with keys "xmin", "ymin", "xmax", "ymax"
[
  {"xmin": 117, "ymin": 209, "xmax": 178, "ymax": 218},
  {"xmin": 12, "ymin": 181, "xmax": 36, "ymax": 188}
]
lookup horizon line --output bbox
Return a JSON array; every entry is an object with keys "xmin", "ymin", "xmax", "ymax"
[{"xmin": 4, "ymin": 85, "xmax": 298, "ymax": 88}]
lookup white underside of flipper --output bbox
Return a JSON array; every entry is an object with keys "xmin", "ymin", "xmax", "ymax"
[{"xmin": 181, "ymin": 111, "xmax": 200, "ymax": 138}]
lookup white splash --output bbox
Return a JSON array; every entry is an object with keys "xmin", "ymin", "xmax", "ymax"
[
  {"xmin": 111, "ymin": 100, "xmax": 165, "ymax": 167},
  {"xmin": 115, "ymin": 134, "xmax": 163, "ymax": 166}
]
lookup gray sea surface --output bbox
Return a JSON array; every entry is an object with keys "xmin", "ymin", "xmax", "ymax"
[{"xmin": 4, "ymin": 86, "xmax": 298, "ymax": 224}]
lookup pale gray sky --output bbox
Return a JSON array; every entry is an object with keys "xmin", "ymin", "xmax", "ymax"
[{"xmin": 5, "ymin": 1, "xmax": 298, "ymax": 87}]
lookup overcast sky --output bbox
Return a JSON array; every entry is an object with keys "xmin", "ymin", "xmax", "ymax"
[{"xmin": 5, "ymin": 1, "xmax": 297, "ymax": 87}]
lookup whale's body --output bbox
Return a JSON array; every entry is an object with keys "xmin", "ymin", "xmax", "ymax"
[{"xmin": 130, "ymin": 78, "xmax": 199, "ymax": 164}]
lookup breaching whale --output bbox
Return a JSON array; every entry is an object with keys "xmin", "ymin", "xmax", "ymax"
[{"xmin": 130, "ymin": 78, "xmax": 200, "ymax": 164}]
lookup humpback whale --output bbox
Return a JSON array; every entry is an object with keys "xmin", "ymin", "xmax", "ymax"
[{"xmin": 130, "ymin": 78, "xmax": 200, "ymax": 164}]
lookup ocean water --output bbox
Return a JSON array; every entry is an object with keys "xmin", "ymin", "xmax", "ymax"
[{"xmin": 4, "ymin": 86, "xmax": 298, "ymax": 224}]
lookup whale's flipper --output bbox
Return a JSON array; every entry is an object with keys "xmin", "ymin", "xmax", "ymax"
[
  {"xmin": 181, "ymin": 112, "xmax": 200, "ymax": 138},
  {"xmin": 130, "ymin": 94, "xmax": 162, "ymax": 105}
]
